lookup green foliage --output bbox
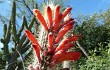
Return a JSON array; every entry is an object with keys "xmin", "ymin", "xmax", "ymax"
[
  {"xmin": 75, "ymin": 9, "xmax": 110, "ymax": 70},
  {"xmin": 79, "ymin": 42, "xmax": 110, "ymax": 70},
  {"xmin": 74, "ymin": 13, "xmax": 110, "ymax": 52}
]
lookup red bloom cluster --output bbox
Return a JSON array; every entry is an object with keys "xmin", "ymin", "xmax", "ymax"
[{"xmin": 25, "ymin": 5, "xmax": 80, "ymax": 67}]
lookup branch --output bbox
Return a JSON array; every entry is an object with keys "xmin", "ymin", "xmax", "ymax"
[
  {"xmin": 16, "ymin": 49, "xmax": 26, "ymax": 70},
  {"xmin": 20, "ymin": 0, "xmax": 38, "ymax": 24},
  {"xmin": 22, "ymin": 0, "xmax": 33, "ymax": 15},
  {"xmin": 0, "ymin": 14, "xmax": 9, "ymax": 24},
  {"xmin": 76, "ymin": 41, "xmax": 89, "ymax": 59}
]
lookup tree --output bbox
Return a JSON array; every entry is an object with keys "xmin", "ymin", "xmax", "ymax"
[
  {"xmin": 74, "ymin": 8, "xmax": 110, "ymax": 69},
  {"xmin": 74, "ymin": 12, "xmax": 110, "ymax": 53},
  {"xmin": 0, "ymin": 0, "xmax": 38, "ymax": 70}
]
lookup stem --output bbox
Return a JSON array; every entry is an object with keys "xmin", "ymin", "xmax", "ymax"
[
  {"xmin": 16, "ymin": 49, "xmax": 25, "ymax": 70},
  {"xmin": 76, "ymin": 41, "xmax": 89, "ymax": 59}
]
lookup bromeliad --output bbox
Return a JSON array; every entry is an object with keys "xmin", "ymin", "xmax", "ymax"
[{"xmin": 25, "ymin": 5, "xmax": 80, "ymax": 70}]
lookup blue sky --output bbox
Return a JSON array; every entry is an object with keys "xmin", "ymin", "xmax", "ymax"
[
  {"xmin": 0, "ymin": 0, "xmax": 110, "ymax": 19},
  {"xmin": 67, "ymin": 0, "xmax": 110, "ymax": 16},
  {"xmin": 0, "ymin": 0, "xmax": 110, "ymax": 36},
  {"xmin": 1, "ymin": 0, "xmax": 109, "ymax": 16},
  {"xmin": 37, "ymin": 0, "xmax": 110, "ymax": 16},
  {"xmin": 0, "ymin": 0, "xmax": 110, "ymax": 48}
]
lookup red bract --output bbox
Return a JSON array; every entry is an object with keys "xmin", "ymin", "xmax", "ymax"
[
  {"xmin": 50, "ymin": 50, "xmax": 64, "ymax": 63},
  {"xmin": 62, "ymin": 7, "xmax": 72, "ymax": 19},
  {"xmin": 53, "ymin": 5, "xmax": 60, "ymax": 23},
  {"xmin": 33, "ymin": 9, "xmax": 48, "ymax": 31},
  {"xmin": 53, "ymin": 14, "xmax": 62, "ymax": 32},
  {"xmin": 48, "ymin": 32, "xmax": 54, "ymax": 51},
  {"xmin": 25, "ymin": 30, "xmax": 41, "ymax": 63},
  {"xmin": 53, "ymin": 6, "xmax": 61, "ymax": 32},
  {"xmin": 25, "ymin": 5, "xmax": 81, "ymax": 68},
  {"xmin": 55, "ymin": 21, "xmax": 75, "ymax": 44},
  {"xmin": 25, "ymin": 30, "xmax": 40, "ymax": 46},
  {"xmin": 47, "ymin": 6, "xmax": 53, "ymax": 29},
  {"xmin": 55, "ymin": 35, "xmax": 79, "ymax": 53},
  {"xmin": 50, "ymin": 50, "xmax": 80, "ymax": 67},
  {"xmin": 60, "ymin": 43, "xmax": 74, "ymax": 51},
  {"xmin": 32, "ymin": 44, "xmax": 41, "ymax": 63},
  {"xmin": 53, "ymin": 7, "xmax": 72, "ymax": 32},
  {"xmin": 59, "ymin": 18, "xmax": 74, "ymax": 30}
]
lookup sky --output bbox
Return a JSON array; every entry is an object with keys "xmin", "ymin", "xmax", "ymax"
[
  {"xmin": 37, "ymin": 0, "xmax": 110, "ymax": 16},
  {"xmin": 68, "ymin": 0, "xmax": 110, "ymax": 17},
  {"xmin": 0, "ymin": 0, "xmax": 110, "ymax": 48},
  {"xmin": 0, "ymin": 0, "xmax": 110, "ymax": 20}
]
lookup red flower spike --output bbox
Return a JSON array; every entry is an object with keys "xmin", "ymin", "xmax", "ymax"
[
  {"xmin": 33, "ymin": 9, "xmax": 48, "ymax": 31},
  {"xmin": 53, "ymin": 7, "xmax": 72, "ymax": 32},
  {"xmin": 61, "ymin": 43, "xmax": 74, "ymax": 51},
  {"xmin": 59, "ymin": 18, "xmax": 74, "ymax": 30},
  {"xmin": 25, "ymin": 5, "xmax": 81, "ymax": 68},
  {"xmin": 53, "ymin": 6, "xmax": 62, "ymax": 32},
  {"xmin": 51, "ymin": 50, "xmax": 64, "ymax": 63},
  {"xmin": 55, "ymin": 39, "xmax": 68, "ymax": 53},
  {"xmin": 53, "ymin": 5, "xmax": 60, "ymax": 23},
  {"xmin": 55, "ymin": 35, "xmax": 79, "ymax": 53},
  {"xmin": 48, "ymin": 32, "xmax": 54, "ymax": 51},
  {"xmin": 25, "ymin": 30, "xmax": 40, "ymax": 46},
  {"xmin": 51, "ymin": 51, "xmax": 80, "ymax": 66},
  {"xmin": 55, "ymin": 21, "xmax": 75, "ymax": 44},
  {"xmin": 62, "ymin": 7, "xmax": 72, "ymax": 19},
  {"xmin": 25, "ymin": 30, "xmax": 41, "ymax": 63},
  {"xmin": 67, "ymin": 35, "xmax": 80, "ymax": 43},
  {"xmin": 32, "ymin": 44, "xmax": 41, "ymax": 63},
  {"xmin": 53, "ymin": 14, "xmax": 62, "ymax": 32},
  {"xmin": 47, "ymin": 6, "xmax": 53, "ymax": 29},
  {"xmin": 54, "ymin": 52, "xmax": 80, "ymax": 65}
]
